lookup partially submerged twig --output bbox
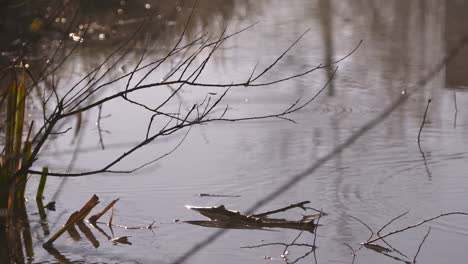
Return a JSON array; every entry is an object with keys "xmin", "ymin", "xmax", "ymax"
[
  {"xmin": 366, "ymin": 212, "xmax": 468, "ymax": 244},
  {"xmin": 417, "ymin": 99, "xmax": 431, "ymax": 146},
  {"xmin": 344, "ymin": 243, "xmax": 357, "ymax": 264},
  {"xmin": 312, "ymin": 209, "xmax": 323, "ymax": 264},
  {"xmin": 413, "ymin": 227, "xmax": 431, "ymax": 263},
  {"xmin": 88, "ymin": 198, "xmax": 119, "ymax": 224},
  {"xmin": 350, "ymin": 211, "xmax": 468, "ymax": 263},
  {"xmin": 106, "ymin": 221, "xmax": 156, "ymax": 230},
  {"xmin": 108, "ymin": 206, "xmax": 114, "ymax": 227},
  {"xmin": 197, "ymin": 193, "xmax": 240, "ymax": 198},
  {"xmin": 453, "ymin": 91, "xmax": 458, "ymax": 128}
]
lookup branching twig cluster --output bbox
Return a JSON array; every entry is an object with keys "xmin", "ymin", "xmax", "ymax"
[
  {"xmin": 8, "ymin": 7, "xmax": 361, "ymax": 181},
  {"xmin": 349, "ymin": 212, "xmax": 468, "ymax": 263}
]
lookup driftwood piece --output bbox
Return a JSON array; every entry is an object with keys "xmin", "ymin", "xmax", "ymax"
[{"xmin": 185, "ymin": 201, "xmax": 321, "ymax": 233}]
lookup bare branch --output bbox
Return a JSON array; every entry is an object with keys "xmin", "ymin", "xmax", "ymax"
[{"xmin": 251, "ymin": 29, "xmax": 311, "ymax": 82}]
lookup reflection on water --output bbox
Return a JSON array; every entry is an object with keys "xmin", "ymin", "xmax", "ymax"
[{"xmin": 2, "ymin": 0, "xmax": 468, "ymax": 263}]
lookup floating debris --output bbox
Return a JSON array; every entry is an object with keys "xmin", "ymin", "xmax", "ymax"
[
  {"xmin": 185, "ymin": 201, "xmax": 321, "ymax": 233},
  {"xmin": 197, "ymin": 193, "xmax": 241, "ymax": 198},
  {"xmin": 43, "ymin": 195, "xmax": 153, "ymax": 249},
  {"xmin": 111, "ymin": 236, "xmax": 132, "ymax": 245},
  {"xmin": 45, "ymin": 201, "xmax": 56, "ymax": 211}
]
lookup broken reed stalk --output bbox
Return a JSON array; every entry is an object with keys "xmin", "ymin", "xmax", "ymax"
[
  {"xmin": 76, "ymin": 195, "xmax": 100, "ymax": 221},
  {"xmin": 88, "ymin": 198, "xmax": 119, "ymax": 223},
  {"xmin": 43, "ymin": 195, "xmax": 100, "ymax": 248},
  {"xmin": 36, "ymin": 167, "xmax": 48, "ymax": 201},
  {"xmin": 417, "ymin": 99, "xmax": 431, "ymax": 144}
]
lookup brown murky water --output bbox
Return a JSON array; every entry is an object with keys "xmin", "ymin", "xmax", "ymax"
[{"xmin": 19, "ymin": 0, "xmax": 468, "ymax": 263}]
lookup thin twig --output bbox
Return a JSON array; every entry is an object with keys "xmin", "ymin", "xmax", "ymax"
[
  {"xmin": 366, "ymin": 212, "xmax": 468, "ymax": 244},
  {"xmin": 413, "ymin": 227, "xmax": 431, "ymax": 263},
  {"xmin": 253, "ymin": 201, "xmax": 310, "ymax": 218},
  {"xmin": 96, "ymin": 105, "xmax": 106, "ymax": 150},
  {"xmin": 313, "ymin": 209, "xmax": 322, "ymax": 264},
  {"xmin": 349, "ymin": 214, "xmax": 374, "ymax": 241},
  {"xmin": 417, "ymin": 99, "xmax": 431, "ymax": 145},
  {"xmin": 377, "ymin": 211, "xmax": 410, "ymax": 236},
  {"xmin": 453, "ymin": 91, "xmax": 457, "ymax": 128},
  {"xmin": 344, "ymin": 243, "xmax": 356, "ymax": 264}
]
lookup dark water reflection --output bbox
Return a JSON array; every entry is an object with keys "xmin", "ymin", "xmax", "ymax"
[{"xmin": 4, "ymin": 0, "xmax": 468, "ymax": 263}]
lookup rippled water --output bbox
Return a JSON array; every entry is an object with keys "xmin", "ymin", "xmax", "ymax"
[{"xmin": 22, "ymin": 0, "xmax": 468, "ymax": 263}]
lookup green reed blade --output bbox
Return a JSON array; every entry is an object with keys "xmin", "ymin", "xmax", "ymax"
[
  {"xmin": 36, "ymin": 167, "xmax": 48, "ymax": 201},
  {"xmin": 14, "ymin": 70, "xmax": 27, "ymax": 167},
  {"xmin": 17, "ymin": 141, "xmax": 31, "ymax": 200},
  {"xmin": 5, "ymin": 75, "xmax": 17, "ymax": 178}
]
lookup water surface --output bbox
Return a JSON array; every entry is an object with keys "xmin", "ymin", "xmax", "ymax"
[{"xmin": 23, "ymin": 1, "xmax": 468, "ymax": 263}]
